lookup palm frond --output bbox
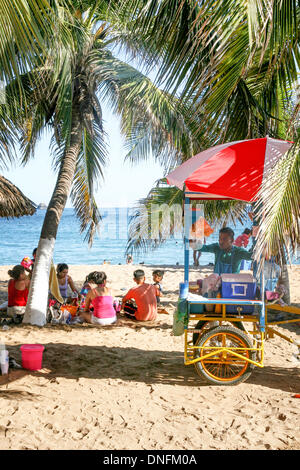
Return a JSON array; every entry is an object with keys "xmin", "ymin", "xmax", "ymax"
[
  {"xmin": 126, "ymin": 179, "xmax": 249, "ymax": 256},
  {"xmin": 112, "ymin": 0, "xmax": 299, "ymax": 144},
  {"xmin": 0, "ymin": 107, "xmax": 17, "ymax": 170},
  {"xmin": 254, "ymin": 139, "xmax": 300, "ymax": 267},
  {"xmin": 70, "ymin": 118, "xmax": 108, "ymax": 246},
  {"xmin": 97, "ymin": 55, "xmax": 202, "ymax": 172}
]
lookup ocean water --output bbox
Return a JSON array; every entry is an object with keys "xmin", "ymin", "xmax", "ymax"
[{"xmin": 0, "ymin": 207, "xmax": 294, "ymax": 266}]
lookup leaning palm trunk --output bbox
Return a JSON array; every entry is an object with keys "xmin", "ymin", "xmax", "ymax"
[
  {"xmin": 279, "ymin": 248, "xmax": 291, "ymax": 305},
  {"xmin": 24, "ymin": 103, "xmax": 82, "ymax": 325}
]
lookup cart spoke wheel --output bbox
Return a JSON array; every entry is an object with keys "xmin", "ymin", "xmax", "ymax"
[{"xmin": 194, "ymin": 325, "xmax": 255, "ymax": 385}]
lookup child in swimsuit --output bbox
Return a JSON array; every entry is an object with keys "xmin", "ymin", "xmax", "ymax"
[
  {"xmin": 80, "ymin": 272, "xmax": 97, "ymax": 295},
  {"xmin": 152, "ymin": 269, "xmax": 164, "ymax": 305},
  {"xmin": 80, "ymin": 272, "xmax": 98, "ymax": 308}
]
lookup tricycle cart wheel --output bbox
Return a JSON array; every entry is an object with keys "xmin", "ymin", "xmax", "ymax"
[
  {"xmin": 192, "ymin": 319, "xmax": 245, "ymax": 345},
  {"xmin": 194, "ymin": 325, "xmax": 255, "ymax": 385}
]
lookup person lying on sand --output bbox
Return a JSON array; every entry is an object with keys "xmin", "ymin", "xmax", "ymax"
[
  {"xmin": 121, "ymin": 269, "xmax": 158, "ymax": 321},
  {"xmin": 80, "ymin": 271, "xmax": 117, "ymax": 326}
]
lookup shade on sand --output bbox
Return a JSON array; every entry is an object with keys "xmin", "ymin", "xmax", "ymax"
[
  {"xmin": 166, "ymin": 137, "xmax": 292, "ymax": 202},
  {"xmin": 0, "ymin": 175, "xmax": 36, "ymax": 217}
]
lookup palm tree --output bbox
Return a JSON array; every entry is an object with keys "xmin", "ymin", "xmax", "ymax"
[
  {"xmin": 253, "ymin": 96, "xmax": 300, "ymax": 303},
  {"xmin": 1, "ymin": 1, "xmax": 298, "ymax": 321},
  {"xmin": 2, "ymin": 1, "xmax": 202, "ymax": 325},
  {"xmin": 119, "ymin": 1, "xmax": 299, "ymax": 270}
]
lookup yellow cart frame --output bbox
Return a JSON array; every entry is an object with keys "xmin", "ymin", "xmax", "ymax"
[{"xmin": 181, "ymin": 193, "xmax": 300, "ymax": 384}]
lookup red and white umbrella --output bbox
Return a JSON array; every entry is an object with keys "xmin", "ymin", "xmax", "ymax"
[{"xmin": 166, "ymin": 137, "xmax": 292, "ymax": 202}]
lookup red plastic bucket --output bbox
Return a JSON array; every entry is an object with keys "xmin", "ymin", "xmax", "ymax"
[{"xmin": 20, "ymin": 344, "xmax": 45, "ymax": 371}]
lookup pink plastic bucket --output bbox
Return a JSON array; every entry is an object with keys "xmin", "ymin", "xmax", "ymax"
[{"xmin": 20, "ymin": 344, "xmax": 45, "ymax": 371}]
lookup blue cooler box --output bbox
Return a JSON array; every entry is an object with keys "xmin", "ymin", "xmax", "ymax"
[{"xmin": 221, "ymin": 274, "xmax": 256, "ymax": 313}]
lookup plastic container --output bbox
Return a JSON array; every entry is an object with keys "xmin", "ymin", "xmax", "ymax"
[
  {"xmin": 204, "ymin": 291, "xmax": 215, "ymax": 312},
  {"xmin": 221, "ymin": 273, "xmax": 256, "ymax": 313},
  {"xmin": 240, "ymin": 260, "xmax": 252, "ymax": 271},
  {"xmin": 189, "ymin": 282, "xmax": 199, "ymax": 293},
  {"xmin": 20, "ymin": 344, "xmax": 45, "ymax": 371},
  {"xmin": 179, "ymin": 282, "xmax": 189, "ymax": 299},
  {"xmin": 61, "ymin": 305, "xmax": 78, "ymax": 317}
]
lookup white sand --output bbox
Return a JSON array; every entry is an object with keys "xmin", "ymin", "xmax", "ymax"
[{"xmin": 0, "ymin": 264, "xmax": 299, "ymax": 450}]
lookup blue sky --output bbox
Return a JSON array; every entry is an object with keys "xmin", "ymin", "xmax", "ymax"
[
  {"xmin": 2, "ymin": 46, "xmax": 168, "ymax": 209},
  {"xmin": 2, "ymin": 103, "xmax": 165, "ymax": 208}
]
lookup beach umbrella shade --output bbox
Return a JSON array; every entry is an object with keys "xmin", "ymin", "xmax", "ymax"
[
  {"xmin": 166, "ymin": 137, "xmax": 293, "ymax": 202},
  {"xmin": 0, "ymin": 175, "xmax": 36, "ymax": 217}
]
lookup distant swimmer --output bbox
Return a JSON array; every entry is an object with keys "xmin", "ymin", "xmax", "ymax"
[{"xmin": 126, "ymin": 254, "xmax": 133, "ymax": 264}]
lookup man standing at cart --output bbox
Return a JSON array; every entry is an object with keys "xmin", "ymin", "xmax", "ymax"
[{"xmin": 195, "ymin": 227, "xmax": 253, "ymax": 275}]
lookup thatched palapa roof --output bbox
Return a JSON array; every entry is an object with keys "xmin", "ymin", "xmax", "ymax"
[{"xmin": 0, "ymin": 175, "xmax": 36, "ymax": 217}]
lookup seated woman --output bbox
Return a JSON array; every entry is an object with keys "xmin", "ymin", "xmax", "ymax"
[
  {"xmin": 7, "ymin": 265, "xmax": 30, "ymax": 321},
  {"xmin": 56, "ymin": 263, "xmax": 81, "ymax": 302},
  {"xmin": 80, "ymin": 271, "xmax": 117, "ymax": 325}
]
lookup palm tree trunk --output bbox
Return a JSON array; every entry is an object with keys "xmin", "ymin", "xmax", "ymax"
[
  {"xmin": 279, "ymin": 263, "xmax": 291, "ymax": 305},
  {"xmin": 23, "ymin": 101, "xmax": 83, "ymax": 325}
]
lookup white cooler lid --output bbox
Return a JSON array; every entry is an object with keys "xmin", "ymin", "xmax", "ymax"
[{"xmin": 221, "ymin": 273, "xmax": 255, "ymax": 283}]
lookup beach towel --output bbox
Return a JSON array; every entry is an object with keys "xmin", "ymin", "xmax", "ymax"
[{"xmin": 49, "ymin": 262, "xmax": 64, "ymax": 304}]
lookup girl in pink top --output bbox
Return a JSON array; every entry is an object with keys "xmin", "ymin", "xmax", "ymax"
[{"xmin": 80, "ymin": 272, "xmax": 116, "ymax": 326}]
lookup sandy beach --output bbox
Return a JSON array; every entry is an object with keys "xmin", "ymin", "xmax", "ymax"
[{"xmin": 0, "ymin": 263, "xmax": 299, "ymax": 450}]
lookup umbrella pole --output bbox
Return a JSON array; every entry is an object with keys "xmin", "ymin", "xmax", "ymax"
[
  {"xmin": 184, "ymin": 197, "xmax": 190, "ymax": 282},
  {"xmin": 184, "ymin": 196, "xmax": 190, "ymax": 283}
]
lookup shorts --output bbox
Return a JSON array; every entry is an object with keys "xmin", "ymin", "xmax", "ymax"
[
  {"xmin": 91, "ymin": 315, "xmax": 117, "ymax": 326},
  {"xmin": 123, "ymin": 302, "xmax": 137, "ymax": 319},
  {"xmin": 7, "ymin": 306, "xmax": 26, "ymax": 317}
]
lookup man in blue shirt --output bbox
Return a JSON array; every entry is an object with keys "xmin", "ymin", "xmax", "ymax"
[{"xmin": 196, "ymin": 227, "xmax": 252, "ymax": 274}]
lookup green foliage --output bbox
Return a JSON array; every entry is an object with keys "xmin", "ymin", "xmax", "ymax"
[
  {"xmin": 0, "ymin": 0, "xmax": 299, "ymax": 258},
  {"xmin": 126, "ymin": 179, "xmax": 249, "ymax": 255},
  {"xmin": 1, "ymin": 1, "xmax": 201, "ymax": 244}
]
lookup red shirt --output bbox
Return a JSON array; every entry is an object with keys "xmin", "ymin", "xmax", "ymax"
[
  {"xmin": 233, "ymin": 233, "xmax": 250, "ymax": 248},
  {"xmin": 8, "ymin": 279, "xmax": 29, "ymax": 307},
  {"xmin": 123, "ymin": 283, "xmax": 158, "ymax": 321}
]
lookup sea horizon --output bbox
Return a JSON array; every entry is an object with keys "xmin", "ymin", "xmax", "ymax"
[{"xmin": 0, "ymin": 207, "xmax": 298, "ymax": 267}]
